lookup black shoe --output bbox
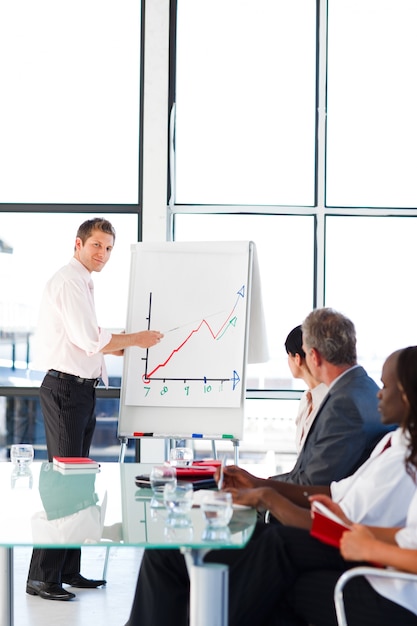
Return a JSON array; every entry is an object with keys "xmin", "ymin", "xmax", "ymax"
[
  {"xmin": 26, "ymin": 580, "xmax": 75, "ymax": 601},
  {"xmin": 62, "ymin": 573, "xmax": 106, "ymax": 588}
]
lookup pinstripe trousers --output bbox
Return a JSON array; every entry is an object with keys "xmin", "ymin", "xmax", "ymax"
[
  {"xmin": 28, "ymin": 373, "xmax": 96, "ymax": 583},
  {"xmin": 126, "ymin": 523, "xmax": 417, "ymax": 626}
]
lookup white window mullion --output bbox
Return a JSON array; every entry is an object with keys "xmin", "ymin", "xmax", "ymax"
[{"xmin": 141, "ymin": 0, "xmax": 171, "ymax": 242}]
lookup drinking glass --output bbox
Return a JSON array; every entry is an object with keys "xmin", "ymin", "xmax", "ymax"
[
  {"xmin": 169, "ymin": 446, "xmax": 194, "ymax": 467},
  {"xmin": 201, "ymin": 491, "xmax": 233, "ymax": 528},
  {"xmin": 149, "ymin": 465, "xmax": 177, "ymax": 508},
  {"xmin": 164, "ymin": 481, "xmax": 193, "ymax": 527},
  {"xmin": 10, "ymin": 444, "xmax": 34, "ymax": 468}
]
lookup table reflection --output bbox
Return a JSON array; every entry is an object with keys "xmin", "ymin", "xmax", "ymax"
[
  {"xmin": 31, "ymin": 462, "xmax": 106, "ymax": 545},
  {"xmin": 11, "ymin": 464, "xmax": 33, "ymax": 489}
]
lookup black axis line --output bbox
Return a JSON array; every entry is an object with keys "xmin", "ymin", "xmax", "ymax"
[
  {"xmin": 142, "ymin": 292, "xmax": 152, "ymax": 380},
  {"xmin": 144, "ymin": 376, "xmax": 231, "ymax": 383}
]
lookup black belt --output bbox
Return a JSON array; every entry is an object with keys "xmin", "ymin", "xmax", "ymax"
[{"xmin": 47, "ymin": 369, "xmax": 101, "ymax": 388}]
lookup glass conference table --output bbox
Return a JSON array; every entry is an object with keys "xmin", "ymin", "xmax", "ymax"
[{"xmin": 0, "ymin": 461, "xmax": 256, "ymax": 626}]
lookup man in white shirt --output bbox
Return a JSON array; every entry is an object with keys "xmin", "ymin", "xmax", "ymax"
[
  {"xmin": 27, "ymin": 218, "xmax": 163, "ymax": 602},
  {"xmin": 125, "ymin": 348, "xmax": 416, "ymax": 626}
]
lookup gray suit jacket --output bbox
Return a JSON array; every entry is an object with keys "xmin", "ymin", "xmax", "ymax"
[{"xmin": 274, "ymin": 366, "xmax": 393, "ymax": 485}]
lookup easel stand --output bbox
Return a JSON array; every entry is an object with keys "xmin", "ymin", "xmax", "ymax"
[{"xmin": 118, "ymin": 436, "xmax": 240, "ymax": 465}]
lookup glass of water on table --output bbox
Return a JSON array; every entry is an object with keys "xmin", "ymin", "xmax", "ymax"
[
  {"xmin": 164, "ymin": 481, "xmax": 194, "ymax": 527},
  {"xmin": 150, "ymin": 465, "xmax": 177, "ymax": 508},
  {"xmin": 201, "ymin": 490, "xmax": 233, "ymax": 528}
]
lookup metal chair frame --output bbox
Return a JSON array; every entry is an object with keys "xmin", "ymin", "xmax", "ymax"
[{"xmin": 334, "ymin": 565, "xmax": 417, "ymax": 626}]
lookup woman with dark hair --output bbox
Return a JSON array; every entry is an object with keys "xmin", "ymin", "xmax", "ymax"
[
  {"xmin": 285, "ymin": 325, "xmax": 328, "ymax": 452},
  {"xmin": 397, "ymin": 346, "xmax": 417, "ymax": 478}
]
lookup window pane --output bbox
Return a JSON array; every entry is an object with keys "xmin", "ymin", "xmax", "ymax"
[
  {"xmin": 0, "ymin": 0, "xmax": 141, "ymax": 204},
  {"xmin": 326, "ymin": 0, "xmax": 417, "ymax": 207},
  {"xmin": 325, "ymin": 216, "xmax": 417, "ymax": 380},
  {"xmin": 0, "ymin": 213, "xmax": 138, "ymax": 385},
  {"xmin": 174, "ymin": 213, "xmax": 315, "ymax": 390},
  {"xmin": 175, "ymin": 0, "xmax": 317, "ymax": 205}
]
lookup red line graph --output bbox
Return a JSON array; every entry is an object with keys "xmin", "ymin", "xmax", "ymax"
[{"xmin": 143, "ymin": 287, "xmax": 245, "ymax": 382}]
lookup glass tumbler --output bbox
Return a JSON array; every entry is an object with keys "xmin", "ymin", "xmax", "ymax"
[
  {"xmin": 149, "ymin": 464, "xmax": 177, "ymax": 508},
  {"xmin": 169, "ymin": 447, "xmax": 194, "ymax": 467},
  {"xmin": 201, "ymin": 491, "xmax": 233, "ymax": 528},
  {"xmin": 10, "ymin": 444, "xmax": 34, "ymax": 468},
  {"xmin": 164, "ymin": 481, "xmax": 194, "ymax": 527}
]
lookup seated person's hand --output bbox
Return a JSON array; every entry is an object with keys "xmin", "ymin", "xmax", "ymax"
[
  {"xmin": 226, "ymin": 486, "xmax": 272, "ymax": 511},
  {"xmin": 215, "ymin": 465, "xmax": 261, "ymax": 490},
  {"xmin": 340, "ymin": 524, "xmax": 376, "ymax": 562},
  {"xmin": 309, "ymin": 494, "xmax": 352, "ymax": 526}
]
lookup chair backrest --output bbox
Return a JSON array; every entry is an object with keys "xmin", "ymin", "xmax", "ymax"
[{"xmin": 334, "ymin": 566, "xmax": 417, "ymax": 626}]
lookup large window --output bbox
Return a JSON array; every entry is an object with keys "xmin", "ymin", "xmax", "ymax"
[
  {"xmin": 174, "ymin": 0, "xmax": 317, "ymax": 206},
  {"xmin": 0, "ymin": 0, "xmax": 141, "ymax": 204},
  {"xmin": 326, "ymin": 0, "xmax": 417, "ymax": 207}
]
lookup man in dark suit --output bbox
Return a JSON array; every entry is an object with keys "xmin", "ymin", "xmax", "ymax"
[{"xmin": 271, "ymin": 307, "xmax": 391, "ymax": 486}]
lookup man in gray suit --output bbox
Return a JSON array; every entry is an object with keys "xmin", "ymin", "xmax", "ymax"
[{"xmin": 271, "ymin": 307, "xmax": 391, "ymax": 486}]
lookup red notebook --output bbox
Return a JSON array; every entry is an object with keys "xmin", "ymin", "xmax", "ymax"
[
  {"xmin": 175, "ymin": 459, "xmax": 221, "ymax": 480},
  {"xmin": 53, "ymin": 456, "xmax": 100, "ymax": 470},
  {"xmin": 310, "ymin": 501, "xmax": 351, "ymax": 548}
]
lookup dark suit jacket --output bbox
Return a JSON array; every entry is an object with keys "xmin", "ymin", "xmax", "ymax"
[{"xmin": 274, "ymin": 366, "xmax": 392, "ymax": 485}]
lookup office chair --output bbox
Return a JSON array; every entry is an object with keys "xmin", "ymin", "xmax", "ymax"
[{"xmin": 334, "ymin": 565, "xmax": 417, "ymax": 626}]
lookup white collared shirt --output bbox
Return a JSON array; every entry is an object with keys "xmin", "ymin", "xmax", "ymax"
[
  {"xmin": 366, "ymin": 488, "xmax": 417, "ymax": 616},
  {"xmin": 330, "ymin": 428, "xmax": 415, "ymax": 527},
  {"xmin": 33, "ymin": 257, "xmax": 112, "ymax": 380},
  {"xmin": 295, "ymin": 383, "xmax": 328, "ymax": 453}
]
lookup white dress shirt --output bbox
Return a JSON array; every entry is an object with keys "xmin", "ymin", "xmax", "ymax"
[
  {"xmin": 366, "ymin": 489, "xmax": 417, "ymax": 616},
  {"xmin": 330, "ymin": 428, "xmax": 416, "ymax": 527},
  {"xmin": 34, "ymin": 257, "xmax": 112, "ymax": 381},
  {"xmin": 295, "ymin": 383, "xmax": 328, "ymax": 453}
]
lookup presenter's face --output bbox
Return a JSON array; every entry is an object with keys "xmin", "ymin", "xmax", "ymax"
[{"xmin": 74, "ymin": 229, "xmax": 114, "ymax": 273}]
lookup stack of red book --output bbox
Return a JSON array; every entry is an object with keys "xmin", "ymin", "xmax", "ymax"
[
  {"xmin": 175, "ymin": 459, "xmax": 221, "ymax": 480},
  {"xmin": 52, "ymin": 456, "xmax": 100, "ymax": 474}
]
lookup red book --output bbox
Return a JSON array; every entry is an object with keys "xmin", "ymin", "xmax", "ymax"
[
  {"xmin": 310, "ymin": 501, "xmax": 351, "ymax": 548},
  {"xmin": 52, "ymin": 456, "xmax": 100, "ymax": 470},
  {"xmin": 175, "ymin": 460, "xmax": 221, "ymax": 480}
]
